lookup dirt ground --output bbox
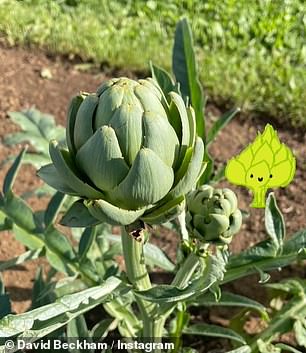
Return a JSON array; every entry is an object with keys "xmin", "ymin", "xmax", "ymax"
[{"xmin": 0, "ymin": 43, "xmax": 305, "ymax": 341}]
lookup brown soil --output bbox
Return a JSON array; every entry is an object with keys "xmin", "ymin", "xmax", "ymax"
[{"xmin": 0, "ymin": 43, "xmax": 305, "ymax": 348}]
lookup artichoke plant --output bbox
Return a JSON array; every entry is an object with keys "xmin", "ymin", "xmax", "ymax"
[
  {"xmin": 186, "ymin": 185, "xmax": 242, "ymax": 244},
  {"xmin": 38, "ymin": 77, "xmax": 205, "ymax": 226}
]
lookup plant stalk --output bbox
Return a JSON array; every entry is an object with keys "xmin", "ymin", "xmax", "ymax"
[{"xmin": 121, "ymin": 225, "xmax": 158, "ymax": 338}]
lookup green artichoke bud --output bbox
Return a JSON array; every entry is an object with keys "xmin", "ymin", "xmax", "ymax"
[
  {"xmin": 38, "ymin": 77, "xmax": 205, "ymax": 226},
  {"xmin": 186, "ymin": 185, "xmax": 242, "ymax": 244}
]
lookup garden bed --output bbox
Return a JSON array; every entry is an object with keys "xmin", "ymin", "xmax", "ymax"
[{"xmin": 0, "ymin": 43, "xmax": 305, "ymax": 351}]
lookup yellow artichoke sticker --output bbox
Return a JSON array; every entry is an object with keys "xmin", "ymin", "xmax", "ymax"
[{"xmin": 225, "ymin": 124, "xmax": 296, "ymax": 208}]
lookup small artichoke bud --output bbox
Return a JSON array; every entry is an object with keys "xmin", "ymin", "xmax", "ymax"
[{"xmin": 186, "ymin": 185, "xmax": 242, "ymax": 244}]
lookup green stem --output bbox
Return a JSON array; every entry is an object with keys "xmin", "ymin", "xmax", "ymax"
[{"xmin": 121, "ymin": 226, "xmax": 157, "ymax": 337}]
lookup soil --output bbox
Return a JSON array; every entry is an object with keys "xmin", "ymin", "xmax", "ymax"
[{"xmin": 0, "ymin": 43, "xmax": 305, "ymax": 350}]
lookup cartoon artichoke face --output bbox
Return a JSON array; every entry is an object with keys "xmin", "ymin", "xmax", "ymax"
[
  {"xmin": 38, "ymin": 77, "xmax": 205, "ymax": 226},
  {"xmin": 225, "ymin": 124, "xmax": 296, "ymax": 208},
  {"xmin": 186, "ymin": 185, "xmax": 242, "ymax": 244}
]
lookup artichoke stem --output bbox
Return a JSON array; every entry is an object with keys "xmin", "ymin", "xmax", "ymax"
[
  {"xmin": 121, "ymin": 225, "xmax": 157, "ymax": 338},
  {"xmin": 251, "ymin": 187, "xmax": 267, "ymax": 208}
]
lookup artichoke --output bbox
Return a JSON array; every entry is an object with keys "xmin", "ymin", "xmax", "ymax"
[
  {"xmin": 38, "ymin": 77, "xmax": 205, "ymax": 226},
  {"xmin": 186, "ymin": 185, "xmax": 242, "ymax": 244},
  {"xmin": 225, "ymin": 124, "xmax": 296, "ymax": 208}
]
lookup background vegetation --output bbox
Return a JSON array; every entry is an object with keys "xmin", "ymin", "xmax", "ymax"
[{"xmin": 0, "ymin": 0, "xmax": 305, "ymax": 127}]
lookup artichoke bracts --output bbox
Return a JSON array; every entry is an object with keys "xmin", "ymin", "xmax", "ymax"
[
  {"xmin": 225, "ymin": 124, "xmax": 296, "ymax": 208},
  {"xmin": 186, "ymin": 185, "xmax": 242, "ymax": 244},
  {"xmin": 38, "ymin": 78, "xmax": 205, "ymax": 226}
]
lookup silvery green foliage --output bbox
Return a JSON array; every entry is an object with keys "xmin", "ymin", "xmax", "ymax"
[
  {"xmin": 186, "ymin": 185, "xmax": 242, "ymax": 244},
  {"xmin": 38, "ymin": 77, "xmax": 205, "ymax": 226}
]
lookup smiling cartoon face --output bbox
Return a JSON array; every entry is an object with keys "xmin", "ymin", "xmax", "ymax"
[{"xmin": 245, "ymin": 161, "xmax": 271, "ymax": 188}]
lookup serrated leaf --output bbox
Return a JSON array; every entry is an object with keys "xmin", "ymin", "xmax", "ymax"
[
  {"xmin": 183, "ymin": 323, "xmax": 246, "ymax": 344},
  {"xmin": 0, "ymin": 277, "xmax": 125, "ymax": 341},
  {"xmin": 172, "ymin": 18, "xmax": 205, "ymax": 141},
  {"xmin": 5, "ymin": 109, "xmax": 64, "ymax": 169}
]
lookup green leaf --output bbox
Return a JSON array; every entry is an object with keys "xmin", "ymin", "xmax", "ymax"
[
  {"xmin": 49, "ymin": 140, "xmax": 104, "ymax": 199},
  {"xmin": 169, "ymin": 137, "xmax": 204, "ymax": 198},
  {"xmin": 44, "ymin": 192, "xmax": 66, "ymax": 228},
  {"xmin": 106, "ymin": 234, "xmax": 175, "ymax": 272},
  {"xmin": 150, "ymin": 62, "xmax": 176, "ymax": 99},
  {"xmin": 3, "ymin": 191, "xmax": 40, "ymax": 233},
  {"xmin": 143, "ymin": 242, "xmax": 175, "ymax": 272},
  {"xmin": 227, "ymin": 346, "xmax": 251, "ymax": 353},
  {"xmin": 13, "ymin": 225, "xmax": 45, "ymax": 250},
  {"xmin": 207, "ymin": 108, "xmax": 240, "ymax": 145},
  {"xmin": 85, "ymin": 199, "xmax": 146, "ymax": 226},
  {"xmin": 193, "ymin": 291, "xmax": 267, "ymax": 317},
  {"xmin": 5, "ymin": 110, "xmax": 65, "ymax": 170},
  {"xmin": 294, "ymin": 319, "xmax": 306, "ymax": 348},
  {"xmin": 0, "ymin": 275, "xmax": 11, "ymax": 319},
  {"xmin": 67, "ymin": 315, "xmax": 92, "ymax": 353},
  {"xmin": 0, "ymin": 211, "xmax": 13, "ymax": 232},
  {"xmin": 90, "ymin": 319, "xmax": 115, "ymax": 339},
  {"xmin": 257, "ymin": 339, "xmax": 281, "ymax": 353},
  {"xmin": 0, "ymin": 277, "xmax": 125, "ymax": 341},
  {"xmin": 79, "ymin": 227, "xmax": 96, "ymax": 263},
  {"xmin": 0, "ymin": 249, "xmax": 42, "ymax": 271},
  {"xmin": 135, "ymin": 251, "xmax": 227, "ymax": 303},
  {"xmin": 3, "ymin": 148, "xmax": 27, "ymax": 195},
  {"xmin": 37, "ymin": 163, "xmax": 79, "ymax": 196},
  {"xmin": 141, "ymin": 195, "xmax": 185, "ymax": 226},
  {"xmin": 31, "ymin": 268, "xmax": 53, "ymax": 309},
  {"xmin": 183, "ymin": 323, "xmax": 246, "ymax": 344},
  {"xmin": 8, "ymin": 110, "xmax": 65, "ymax": 142},
  {"xmin": 45, "ymin": 227, "xmax": 75, "ymax": 261},
  {"xmin": 173, "ymin": 17, "xmax": 205, "ymax": 141},
  {"xmin": 60, "ymin": 200, "xmax": 101, "ymax": 227},
  {"xmin": 199, "ymin": 149, "xmax": 214, "ymax": 184},
  {"xmin": 275, "ymin": 343, "xmax": 301, "ymax": 353},
  {"xmin": 54, "ymin": 278, "xmax": 87, "ymax": 298},
  {"xmin": 282, "ymin": 229, "xmax": 306, "ymax": 257},
  {"xmin": 265, "ymin": 193, "xmax": 285, "ymax": 251}
]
